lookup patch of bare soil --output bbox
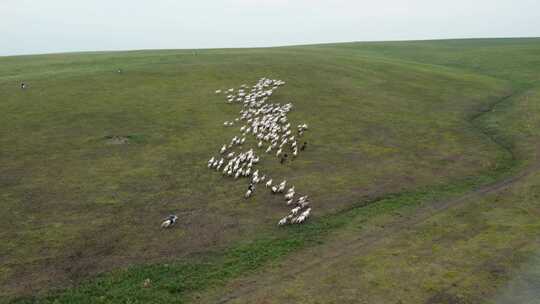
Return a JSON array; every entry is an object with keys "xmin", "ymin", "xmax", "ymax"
[{"xmin": 104, "ymin": 135, "xmax": 130, "ymax": 145}]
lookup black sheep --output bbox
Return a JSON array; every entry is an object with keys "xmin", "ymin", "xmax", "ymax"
[{"xmin": 280, "ymin": 153, "xmax": 288, "ymax": 164}]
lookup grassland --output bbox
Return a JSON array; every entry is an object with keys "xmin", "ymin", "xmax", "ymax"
[{"xmin": 1, "ymin": 38, "xmax": 539, "ymax": 303}]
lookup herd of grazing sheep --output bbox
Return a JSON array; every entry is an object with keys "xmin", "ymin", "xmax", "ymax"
[{"xmin": 208, "ymin": 78, "xmax": 312, "ymax": 225}]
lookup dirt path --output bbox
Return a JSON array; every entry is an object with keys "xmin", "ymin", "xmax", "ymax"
[{"xmin": 205, "ymin": 90, "xmax": 539, "ymax": 304}]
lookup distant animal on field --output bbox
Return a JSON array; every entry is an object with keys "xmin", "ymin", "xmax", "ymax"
[{"xmin": 161, "ymin": 214, "xmax": 178, "ymax": 228}]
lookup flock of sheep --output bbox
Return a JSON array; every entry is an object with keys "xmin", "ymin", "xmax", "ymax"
[{"xmin": 208, "ymin": 78, "xmax": 312, "ymax": 225}]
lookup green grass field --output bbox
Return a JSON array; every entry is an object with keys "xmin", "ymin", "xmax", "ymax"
[{"xmin": 1, "ymin": 38, "xmax": 540, "ymax": 303}]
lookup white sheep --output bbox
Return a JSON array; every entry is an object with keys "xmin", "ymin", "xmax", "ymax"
[
  {"xmin": 292, "ymin": 215, "xmax": 304, "ymax": 224},
  {"xmin": 209, "ymin": 78, "xmax": 312, "ymax": 225},
  {"xmin": 277, "ymin": 180, "xmax": 287, "ymax": 193},
  {"xmin": 300, "ymin": 208, "xmax": 311, "ymax": 218},
  {"xmin": 284, "ymin": 191, "xmax": 295, "ymax": 200},
  {"xmin": 299, "ymin": 200, "xmax": 310, "ymax": 208},
  {"xmin": 298, "ymin": 195, "xmax": 309, "ymax": 203}
]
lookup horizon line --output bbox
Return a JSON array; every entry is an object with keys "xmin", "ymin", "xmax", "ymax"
[{"xmin": 2, "ymin": 36, "xmax": 539, "ymax": 58}]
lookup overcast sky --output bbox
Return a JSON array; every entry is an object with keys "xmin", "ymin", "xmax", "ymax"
[{"xmin": 1, "ymin": 0, "xmax": 539, "ymax": 56}]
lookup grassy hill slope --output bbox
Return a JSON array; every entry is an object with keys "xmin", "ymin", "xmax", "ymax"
[{"xmin": 1, "ymin": 38, "xmax": 539, "ymax": 303}]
